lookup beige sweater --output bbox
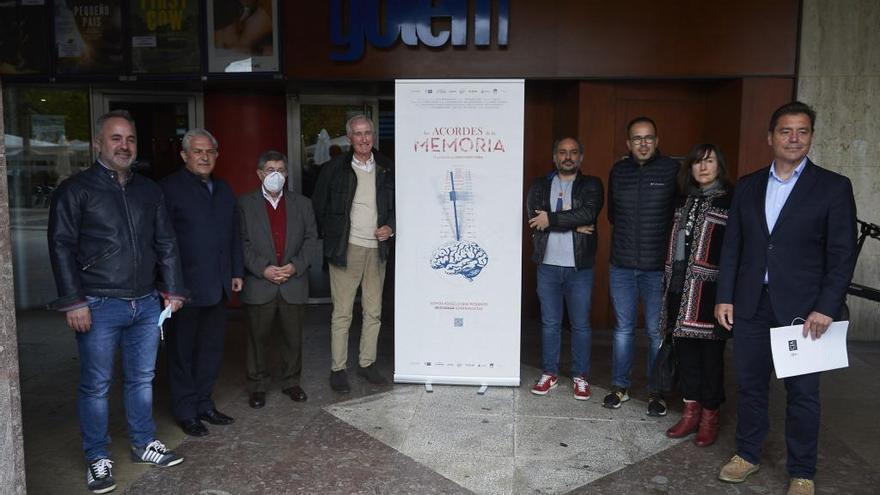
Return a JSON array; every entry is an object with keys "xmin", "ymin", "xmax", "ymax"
[{"xmin": 349, "ymin": 166, "xmax": 378, "ymax": 248}]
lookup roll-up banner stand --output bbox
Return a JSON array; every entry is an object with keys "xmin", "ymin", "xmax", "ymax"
[{"xmin": 394, "ymin": 79, "xmax": 524, "ymax": 387}]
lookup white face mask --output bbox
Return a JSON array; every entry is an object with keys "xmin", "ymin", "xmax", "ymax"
[{"xmin": 262, "ymin": 171, "xmax": 285, "ymax": 193}]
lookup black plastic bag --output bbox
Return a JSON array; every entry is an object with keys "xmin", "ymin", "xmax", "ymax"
[{"xmin": 652, "ymin": 333, "xmax": 677, "ymax": 393}]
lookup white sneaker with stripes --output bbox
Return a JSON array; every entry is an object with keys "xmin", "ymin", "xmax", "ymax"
[
  {"xmin": 86, "ymin": 458, "xmax": 115, "ymax": 493},
  {"xmin": 130, "ymin": 440, "xmax": 183, "ymax": 467}
]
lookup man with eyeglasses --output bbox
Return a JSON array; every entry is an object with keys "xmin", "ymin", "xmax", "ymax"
[
  {"xmin": 603, "ymin": 116, "xmax": 679, "ymax": 416},
  {"xmin": 160, "ymin": 128, "xmax": 243, "ymax": 436},
  {"xmin": 313, "ymin": 115, "xmax": 395, "ymax": 393},
  {"xmin": 237, "ymin": 150, "xmax": 317, "ymax": 408}
]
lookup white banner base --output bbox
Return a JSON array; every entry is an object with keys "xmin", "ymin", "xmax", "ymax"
[{"xmin": 394, "ymin": 374, "xmax": 520, "ymax": 387}]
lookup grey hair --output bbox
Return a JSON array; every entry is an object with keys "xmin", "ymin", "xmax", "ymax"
[
  {"xmin": 345, "ymin": 114, "xmax": 373, "ymax": 136},
  {"xmin": 182, "ymin": 128, "xmax": 218, "ymax": 151},
  {"xmin": 95, "ymin": 109, "xmax": 136, "ymax": 136},
  {"xmin": 257, "ymin": 150, "xmax": 288, "ymax": 170}
]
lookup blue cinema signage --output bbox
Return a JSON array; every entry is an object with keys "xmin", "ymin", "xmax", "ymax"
[{"xmin": 330, "ymin": 0, "xmax": 510, "ymax": 62}]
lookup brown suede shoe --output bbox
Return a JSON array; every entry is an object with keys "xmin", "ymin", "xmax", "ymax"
[
  {"xmin": 787, "ymin": 478, "xmax": 814, "ymax": 495},
  {"xmin": 718, "ymin": 454, "xmax": 760, "ymax": 483}
]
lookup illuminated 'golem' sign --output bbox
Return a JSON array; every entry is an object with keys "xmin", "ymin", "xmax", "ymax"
[{"xmin": 330, "ymin": 0, "xmax": 510, "ymax": 62}]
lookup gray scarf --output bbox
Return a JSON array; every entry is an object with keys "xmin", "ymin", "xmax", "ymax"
[{"xmin": 674, "ymin": 180, "xmax": 723, "ymax": 261}]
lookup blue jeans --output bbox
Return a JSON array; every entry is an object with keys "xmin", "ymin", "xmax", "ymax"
[
  {"xmin": 609, "ymin": 265, "xmax": 663, "ymax": 392},
  {"xmin": 537, "ymin": 264, "xmax": 594, "ymax": 376},
  {"xmin": 77, "ymin": 292, "xmax": 161, "ymax": 461}
]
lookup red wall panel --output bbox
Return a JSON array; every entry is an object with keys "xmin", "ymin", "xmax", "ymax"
[{"xmin": 204, "ymin": 91, "xmax": 288, "ymax": 197}]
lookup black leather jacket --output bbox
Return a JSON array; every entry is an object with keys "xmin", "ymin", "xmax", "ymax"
[
  {"xmin": 527, "ymin": 171, "xmax": 604, "ymax": 270},
  {"xmin": 608, "ymin": 153, "xmax": 680, "ymax": 270},
  {"xmin": 47, "ymin": 162, "xmax": 185, "ymax": 309},
  {"xmin": 312, "ymin": 150, "xmax": 395, "ymax": 267}
]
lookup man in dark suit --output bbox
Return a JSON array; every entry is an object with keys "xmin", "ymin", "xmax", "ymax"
[
  {"xmin": 238, "ymin": 150, "xmax": 317, "ymax": 408},
  {"xmin": 715, "ymin": 102, "xmax": 857, "ymax": 495},
  {"xmin": 161, "ymin": 128, "xmax": 243, "ymax": 436}
]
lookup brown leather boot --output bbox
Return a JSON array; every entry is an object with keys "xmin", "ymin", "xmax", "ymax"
[
  {"xmin": 695, "ymin": 407, "xmax": 720, "ymax": 447},
  {"xmin": 666, "ymin": 400, "xmax": 701, "ymax": 438}
]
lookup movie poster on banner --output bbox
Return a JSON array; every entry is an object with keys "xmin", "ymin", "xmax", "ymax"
[
  {"xmin": 394, "ymin": 79, "xmax": 524, "ymax": 386},
  {"xmin": 130, "ymin": 0, "xmax": 201, "ymax": 74},
  {"xmin": 207, "ymin": 0, "xmax": 279, "ymax": 73},
  {"xmin": 54, "ymin": 0, "xmax": 124, "ymax": 74}
]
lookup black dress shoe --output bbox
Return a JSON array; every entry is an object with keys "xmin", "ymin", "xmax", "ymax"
[
  {"xmin": 249, "ymin": 392, "xmax": 266, "ymax": 409},
  {"xmin": 330, "ymin": 369, "xmax": 350, "ymax": 393},
  {"xmin": 357, "ymin": 363, "xmax": 388, "ymax": 385},
  {"xmin": 179, "ymin": 418, "xmax": 209, "ymax": 437},
  {"xmin": 198, "ymin": 408, "xmax": 235, "ymax": 425},
  {"xmin": 282, "ymin": 385, "xmax": 308, "ymax": 402}
]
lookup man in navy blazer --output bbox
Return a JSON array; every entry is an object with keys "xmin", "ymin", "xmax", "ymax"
[
  {"xmin": 161, "ymin": 128, "xmax": 243, "ymax": 437},
  {"xmin": 714, "ymin": 102, "xmax": 857, "ymax": 495}
]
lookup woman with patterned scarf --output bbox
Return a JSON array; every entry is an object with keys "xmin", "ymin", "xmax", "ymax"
[{"xmin": 660, "ymin": 143, "xmax": 733, "ymax": 447}]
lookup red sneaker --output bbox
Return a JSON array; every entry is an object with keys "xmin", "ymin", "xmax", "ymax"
[
  {"xmin": 531, "ymin": 373, "xmax": 558, "ymax": 395},
  {"xmin": 573, "ymin": 375, "xmax": 591, "ymax": 400}
]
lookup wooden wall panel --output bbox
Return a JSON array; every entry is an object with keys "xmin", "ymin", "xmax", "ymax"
[
  {"xmin": 567, "ymin": 79, "xmax": 776, "ymax": 329},
  {"xmin": 578, "ymin": 82, "xmax": 616, "ymax": 329},
  {"xmin": 522, "ymin": 82, "xmax": 558, "ymax": 318},
  {"xmin": 286, "ymin": 0, "xmax": 799, "ymax": 80},
  {"xmin": 704, "ymin": 80, "xmax": 744, "ymax": 179},
  {"xmin": 737, "ymin": 78, "xmax": 797, "ymax": 176},
  {"xmin": 612, "ymin": 83, "xmax": 710, "ymax": 160}
]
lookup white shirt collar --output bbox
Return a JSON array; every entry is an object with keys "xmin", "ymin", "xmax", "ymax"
[
  {"xmin": 261, "ymin": 187, "xmax": 284, "ymax": 209},
  {"xmin": 351, "ymin": 153, "xmax": 375, "ymax": 173}
]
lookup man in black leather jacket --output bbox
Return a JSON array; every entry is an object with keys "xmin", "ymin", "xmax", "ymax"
[
  {"xmin": 603, "ymin": 116, "xmax": 679, "ymax": 417},
  {"xmin": 47, "ymin": 110, "xmax": 187, "ymax": 493},
  {"xmin": 526, "ymin": 137, "xmax": 604, "ymax": 401},
  {"xmin": 313, "ymin": 115, "xmax": 394, "ymax": 392}
]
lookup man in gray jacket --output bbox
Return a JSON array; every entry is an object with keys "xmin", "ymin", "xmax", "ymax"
[{"xmin": 238, "ymin": 150, "xmax": 317, "ymax": 408}]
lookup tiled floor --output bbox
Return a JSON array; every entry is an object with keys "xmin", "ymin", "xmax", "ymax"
[
  {"xmin": 326, "ymin": 377, "xmax": 684, "ymax": 495},
  {"xmin": 17, "ymin": 304, "xmax": 880, "ymax": 494}
]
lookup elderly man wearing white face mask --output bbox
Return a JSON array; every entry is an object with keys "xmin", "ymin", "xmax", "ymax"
[{"xmin": 237, "ymin": 150, "xmax": 318, "ymax": 408}]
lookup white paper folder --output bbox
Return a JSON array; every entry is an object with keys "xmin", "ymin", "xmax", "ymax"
[{"xmin": 770, "ymin": 321, "xmax": 849, "ymax": 379}]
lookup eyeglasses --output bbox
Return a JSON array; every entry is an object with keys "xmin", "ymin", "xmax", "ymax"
[
  {"xmin": 190, "ymin": 148, "xmax": 218, "ymax": 157},
  {"xmin": 629, "ymin": 135, "xmax": 656, "ymax": 144}
]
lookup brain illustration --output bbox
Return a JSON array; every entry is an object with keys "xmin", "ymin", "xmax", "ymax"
[{"xmin": 430, "ymin": 240, "xmax": 489, "ymax": 281}]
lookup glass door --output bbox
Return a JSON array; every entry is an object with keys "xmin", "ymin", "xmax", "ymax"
[
  {"xmin": 287, "ymin": 95, "xmax": 379, "ymax": 301},
  {"xmin": 288, "ymin": 95, "xmax": 379, "ymax": 197},
  {"xmin": 92, "ymin": 90, "xmax": 203, "ymax": 182}
]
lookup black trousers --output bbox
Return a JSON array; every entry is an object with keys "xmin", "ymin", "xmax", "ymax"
[
  {"xmin": 244, "ymin": 295, "xmax": 304, "ymax": 392},
  {"xmin": 734, "ymin": 289, "xmax": 820, "ymax": 479},
  {"xmin": 675, "ymin": 337, "xmax": 727, "ymax": 409},
  {"xmin": 167, "ymin": 302, "xmax": 227, "ymax": 421}
]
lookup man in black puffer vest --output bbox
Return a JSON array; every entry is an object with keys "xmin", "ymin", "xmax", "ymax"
[{"xmin": 603, "ymin": 117, "xmax": 679, "ymax": 416}]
